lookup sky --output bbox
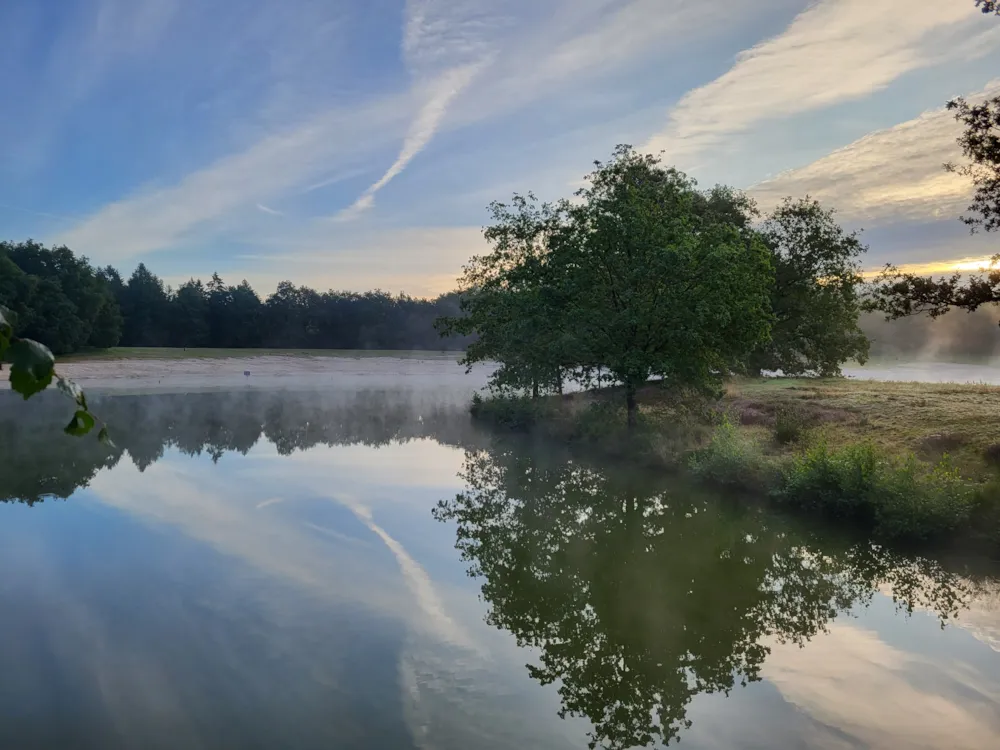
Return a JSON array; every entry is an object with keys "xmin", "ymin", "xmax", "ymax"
[{"xmin": 0, "ymin": 0, "xmax": 998, "ymax": 298}]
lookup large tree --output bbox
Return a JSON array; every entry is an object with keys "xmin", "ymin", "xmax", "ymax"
[
  {"xmin": 441, "ymin": 194, "xmax": 578, "ymax": 397},
  {"xmin": 559, "ymin": 146, "xmax": 773, "ymax": 425},
  {"xmin": 119, "ymin": 263, "xmax": 170, "ymax": 346},
  {"xmin": 748, "ymin": 198, "xmax": 869, "ymax": 376}
]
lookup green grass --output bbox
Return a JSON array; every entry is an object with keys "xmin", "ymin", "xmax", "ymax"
[
  {"xmin": 722, "ymin": 377, "xmax": 1000, "ymax": 480},
  {"xmin": 61, "ymin": 347, "xmax": 460, "ymax": 362}
]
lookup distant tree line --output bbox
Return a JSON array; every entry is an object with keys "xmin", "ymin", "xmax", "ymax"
[{"xmin": 0, "ymin": 240, "xmax": 472, "ymax": 355}]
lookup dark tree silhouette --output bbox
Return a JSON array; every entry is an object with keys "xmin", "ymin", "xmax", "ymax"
[
  {"xmin": 867, "ymin": 81, "xmax": 1000, "ymax": 322},
  {"xmin": 945, "ymin": 95, "xmax": 1000, "ymax": 233},
  {"xmin": 1, "ymin": 241, "xmax": 473, "ymax": 356}
]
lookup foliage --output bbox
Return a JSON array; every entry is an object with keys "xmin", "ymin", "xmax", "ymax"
[
  {"xmin": 469, "ymin": 392, "xmax": 548, "ymax": 431},
  {"xmin": 776, "ymin": 443, "xmax": 976, "ymax": 541},
  {"xmin": 975, "ymin": 1, "xmax": 998, "ymax": 17},
  {"xmin": 688, "ymin": 418, "xmax": 767, "ymax": 488},
  {"xmin": 449, "ymin": 146, "xmax": 777, "ymax": 428},
  {"xmin": 748, "ymin": 198, "xmax": 869, "ymax": 376},
  {"xmin": 562, "ymin": 146, "xmax": 774, "ymax": 425},
  {"xmin": 440, "ymin": 194, "xmax": 576, "ymax": 396},
  {"xmin": 0, "ymin": 305, "xmax": 107, "ymax": 442},
  {"xmin": 773, "ymin": 406, "xmax": 806, "ymax": 445},
  {"xmin": 945, "ymin": 94, "xmax": 1000, "ymax": 233},
  {"xmin": 866, "ymin": 254, "xmax": 1000, "ymax": 322},
  {"xmin": 0, "ymin": 240, "xmax": 121, "ymax": 354},
  {"xmin": 864, "ymin": 68, "xmax": 1000, "ymax": 327}
]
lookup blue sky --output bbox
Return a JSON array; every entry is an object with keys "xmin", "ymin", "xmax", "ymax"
[{"xmin": 1, "ymin": 0, "xmax": 998, "ymax": 297}]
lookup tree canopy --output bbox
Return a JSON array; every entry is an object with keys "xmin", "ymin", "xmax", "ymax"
[
  {"xmin": 748, "ymin": 198, "xmax": 869, "ymax": 376},
  {"xmin": 945, "ymin": 94, "xmax": 1000, "ymax": 234},
  {"xmin": 0, "ymin": 241, "xmax": 121, "ymax": 355},
  {"xmin": 563, "ymin": 147, "xmax": 774, "ymax": 421},
  {"xmin": 445, "ymin": 146, "xmax": 870, "ymax": 425}
]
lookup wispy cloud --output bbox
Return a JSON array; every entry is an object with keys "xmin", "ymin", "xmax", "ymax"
[
  {"xmin": 646, "ymin": 0, "xmax": 984, "ymax": 164},
  {"xmin": 337, "ymin": 0, "xmax": 497, "ymax": 219},
  {"xmin": 47, "ymin": 0, "xmax": 765, "ymax": 263},
  {"xmin": 336, "ymin": 64, "xmax": 482, "ymax": 220},
  {"xmin": 750, "ymin": 80, "xmax": 1000, "ymax": 224},
  {"xmin": 54, "ymin": 95, "xmax": 410, "ymax": 260},
  {"xmin": 255, "ymin": 203, "xmax": 283, "ymax": 216}
]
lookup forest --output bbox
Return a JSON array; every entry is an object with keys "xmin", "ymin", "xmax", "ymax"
[{"xmin": 0, "ymin": 239, "xmax": 471, "ymax": 355}]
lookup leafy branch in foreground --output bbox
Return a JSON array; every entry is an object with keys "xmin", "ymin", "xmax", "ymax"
[
  {"xmin": 0, "ymin": 306, "xmax": 111, "ymax": 444},
  {"xmin": 945, "ymin": 93, "xmax": 1000, "ymax": 233},
  {"xmin": 865, "ymin": 255, "xmax": 1000, "ymax": 322},
  {"xmin": 975, "ymin": 1, "xmax": 998, "ymax": 16}
]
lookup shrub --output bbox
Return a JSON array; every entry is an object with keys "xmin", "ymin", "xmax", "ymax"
[
  {"xmin": 775, "ymin": 442, "xmax": 975, "ymax": 541},
  {"xmin": 470, "ymin": 393, "xmax": 546, "ymax": 431},
  {"xmin": 773, "ymin": 407, "xmax": 806, "ymax": 445},
  {"xmin": 688, "ymin": 418, "xmax": 767, "ymax": 488},
  {"xmin": 570, "ymin": 400, "xmax": 629, "ymax": 443},
  {"xmin": 983, "ymin": 442, "xmax": 1000, "ymax": 466}
]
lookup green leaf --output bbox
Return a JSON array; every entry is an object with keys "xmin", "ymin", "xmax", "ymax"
[
  {"xmin": 56, "ymin": 375, "xmax": 87, "ymax": 408},
  {"xmin": 97, "ymin": 425, "xmax": 115, "ymax": 448},
  {"xmin": 64, "ymin": 409, "xmax": 96, "ymax": 437},
  {"xmin": 8, "ymin": 339, "xmax": 55, "ymax": 399}
]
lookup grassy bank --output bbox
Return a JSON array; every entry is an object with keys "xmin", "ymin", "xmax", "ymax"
[{"xmin": 470, "ymin": 378, "xmax": 1000, "ymax": 547}]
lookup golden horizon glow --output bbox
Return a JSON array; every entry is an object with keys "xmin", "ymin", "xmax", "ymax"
[{"xmin": 862, "ymin": 255, "xmax": 998, "ymax": 279}]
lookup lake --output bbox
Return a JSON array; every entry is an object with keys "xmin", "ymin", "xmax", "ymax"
[{"xmin": 2, "ymin": 368, "xmax": 1000, "ymax": 748}]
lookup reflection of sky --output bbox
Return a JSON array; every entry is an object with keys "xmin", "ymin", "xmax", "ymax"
[{"xmin": 1, "ymin": 435, "xmax": 999, "ymax": 748}]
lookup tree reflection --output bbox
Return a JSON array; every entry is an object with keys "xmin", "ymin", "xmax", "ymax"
[
  {"xmin": 434, "ymin": 444, "xmax": 975, "ymax": 749},
  {"xmin": 0, "ymin": 389, "xmax": 484, "ymax": 505}
]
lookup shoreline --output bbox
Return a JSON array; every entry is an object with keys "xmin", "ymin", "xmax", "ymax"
[{"xmin": 469, "ymin": 378, "xmax": 1000, "ymax": 549}]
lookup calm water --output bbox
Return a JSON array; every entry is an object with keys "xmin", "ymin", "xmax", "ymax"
[{"xmin": 2, "ymin": 386, "xmax": 1000, "ymax": 749}]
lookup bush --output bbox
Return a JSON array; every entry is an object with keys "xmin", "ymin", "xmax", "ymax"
[
  {"xmin": 470, "ymin": 393, "xmax": 547, "ymax": 431},
  {"xmin": 775, "ymin": 442, "xmax": 975, "ymax": 541},
  {"xmin": 773, "ymin": 407, "xmax": 806, "ymax": 445},
  {"xmin": 569, "ymin": 400, "xmax": 629, "ymax": 443},
  {"xmin": 688, "ymin": 418, "xmax": 768, "ymax": 488}
]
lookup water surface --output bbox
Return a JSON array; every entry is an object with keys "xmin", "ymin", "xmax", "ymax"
[{"xmin": 1, "ymin": 386, "xmax": 999, "ymax": 749}]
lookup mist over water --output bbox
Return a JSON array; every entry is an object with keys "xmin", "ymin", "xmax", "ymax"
[
  {"xmin": 0, "ymin": 370, "xmax": 999, "ymax": 748},
  {"xmin": 862, "ymin": 307, "xmax": 1000, "ymax": 364}
]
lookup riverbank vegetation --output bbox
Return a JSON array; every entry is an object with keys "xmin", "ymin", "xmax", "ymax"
[{"xmin": 470, "ymin": 379, "xmax": 1000, "ymax": 546}]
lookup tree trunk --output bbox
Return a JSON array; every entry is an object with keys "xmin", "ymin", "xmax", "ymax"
[
  {"xmin": 556, "ymin": 371, "xmax": 564, "ymax": 395},
  {"xmin": 532, "ymin": 378, "xmax": 539, "ymax": 399},
  {"xmin": 625, "ymin": 383, "xmax": 637, "ymax": 430}
]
